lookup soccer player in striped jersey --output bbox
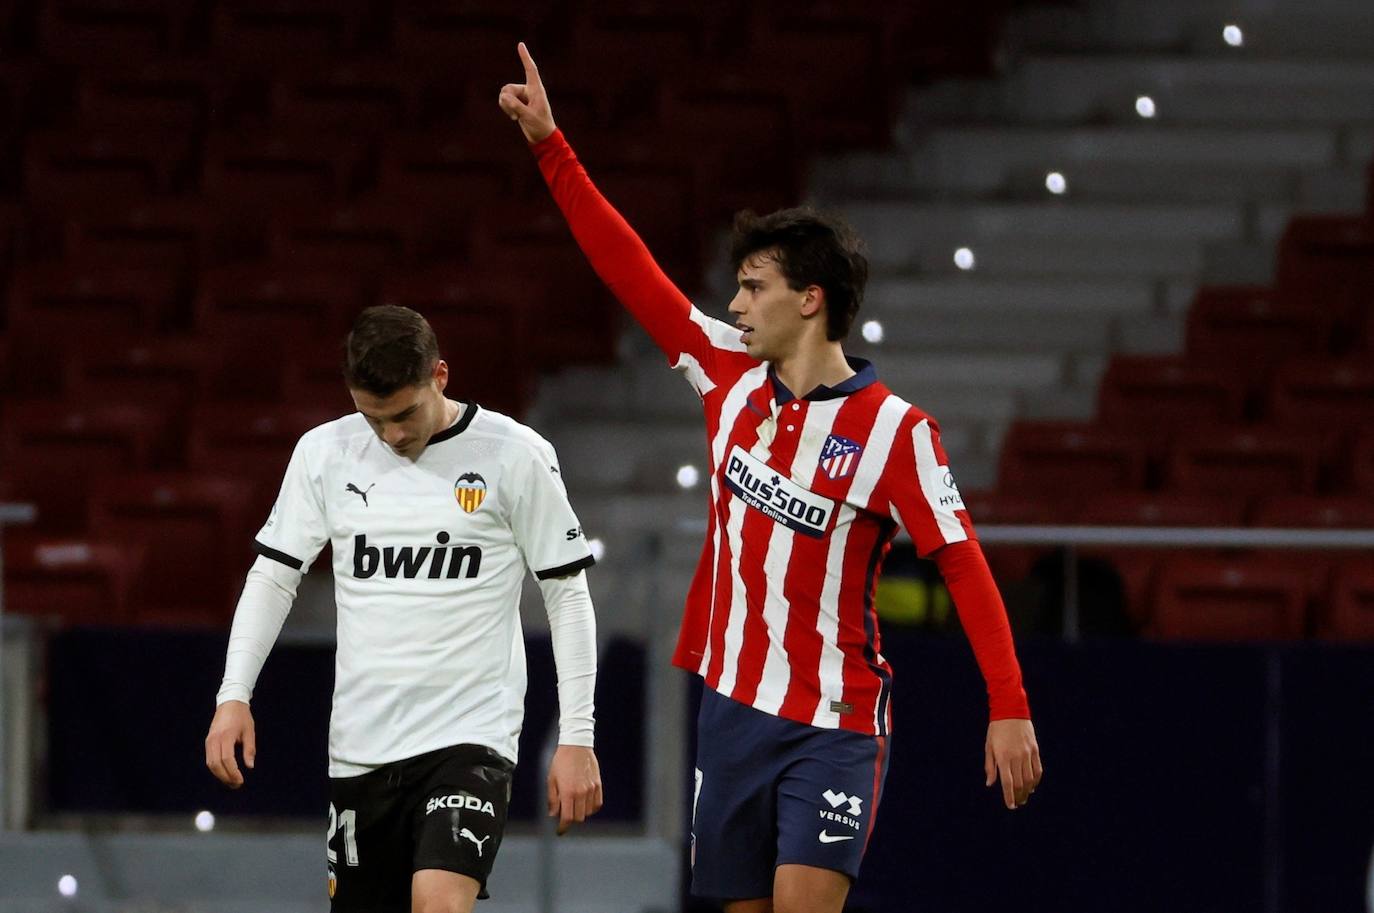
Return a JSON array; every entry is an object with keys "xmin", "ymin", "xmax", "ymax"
[{"xmin": 501, "ymin": 44, "xmax": 1042, "ymax": 913}]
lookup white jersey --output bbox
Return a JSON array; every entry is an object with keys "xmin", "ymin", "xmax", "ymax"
[{"xmin": 254, "ymin": 402, "xmax": 595, "ymax": 775}]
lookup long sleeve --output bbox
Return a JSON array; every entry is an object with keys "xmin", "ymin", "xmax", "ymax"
[
  {"xmin": 531, "ymin": 129, "xmax": 754, "ymax": 392},
  {"xmin": 215, "ymin": 555, "xmax": 302, "ymax": 705},
  {"xmin": 538, "ymin": 570, "xmax": 597, "ymax": 747},
  {"xmin": 934, "ymin": 540, "xmax": 1031, "ymax": 721}
]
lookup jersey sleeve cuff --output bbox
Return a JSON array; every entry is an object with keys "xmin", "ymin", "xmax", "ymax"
[
  {"xmin": 254, "ymin": 540, "xmax": 304, "ymax": 571},
  {"xmin": 216, "ymin": 683, "xmax": 252, "ymax": 705},
  {"xmin": 535, "ymin": 553, "xmax": 596, "ymax": 581}
]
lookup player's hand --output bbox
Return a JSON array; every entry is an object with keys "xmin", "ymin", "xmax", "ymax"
[
  {"xmin": 546, "ymin": 744, "xmax": 603, "ymax": 835},
  {"xmin": 984, "ymin": 718, "xmax": 1042, "ymax": 810},
  {"xmin": 205, "ymin": 700, "xmax": 256, "ymax": 789},
  {"xmin": 498, "ymin": 41, "xmax": 557, "ymax": 144}
]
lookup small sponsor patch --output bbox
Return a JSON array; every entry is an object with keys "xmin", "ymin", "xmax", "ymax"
[{"xmin": 829, "ymin": 700, "xmax": 853, "ymax": 714}]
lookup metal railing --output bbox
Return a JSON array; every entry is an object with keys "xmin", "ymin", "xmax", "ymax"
[{"xmin": 0, "ymin": 503, "xmax": 36, "ymax": 834}]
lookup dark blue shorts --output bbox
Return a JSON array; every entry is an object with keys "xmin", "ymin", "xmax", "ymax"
[{"xmin": 690, "ymin": 687, "xmax": 891, "ymax": 901}]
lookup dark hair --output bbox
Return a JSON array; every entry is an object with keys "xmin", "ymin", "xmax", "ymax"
[
  {"xmin": 343, "ymin": 305, "xmax": 440, "ymax": 395},
  {"xmin": 728, "ymin": 207, "xmax": 869, "ymax": 341}
]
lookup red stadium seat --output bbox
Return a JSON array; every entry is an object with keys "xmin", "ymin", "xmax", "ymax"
[
  {"xmin": 268, "ymin": 64, "xmax": 422, "ymax": 131},
  {"xmin": 1075, "ymin": 492, "xmax": 1246, "ymax": 629},
  {"xmin": 998, "ymin": 421, "xmax": 1149, "ymax": 494},
  {"xmin": 1276, "ymin": 215, "xmax": 1374, "ymax": 333},
  {"xmin": 23, "ymin": 127, "xmax": 194, "ymax": 205},
  {"xmin": 61, "ymin": 199, "xmax": 214, "ymax": 270},
  {"xmin": 73, "ymin": 61, "xmax": 225, "ymax": 131},
  {"xmin": 87, "ymin": 472, "xmax": 259, "ymax": 621},
  {"xmin": 1098, "ymin": 355, "xmax": 1248, "ymax": 429},
  {"xmin": 1185, "ymin": 286, "xmax": 1329, "ymax": 382},
  {"xmin": 36, "ymin": 0, "xmax": 190, "ymax": 61},
  {"xmin": 186, "ymin": 403, "xmax": 341, "ymax": 505},
  {"xmin": 8, "ymin": 262, "xmax": 184, "ymax": 334},
  {"xmin": 1267, "ymin": 359, "xmax": 1374, "ymax": 427},
  {"xmin": 3, "ymin": 535, "xmax": 145, "ymax": 625},
  {"xmin": 1152, "ymin": 556, "xmax": 1308, "ymax": 641},
  {"xmin": 211, "ymin": 0, "xmax": 373, "ymax": 61},
  {"xmin": 1165, "ymin": 426, "xmax": 1321, "ymax": 498},
  {"xmin": 59, "ymin": 334, "xmax": 238, "ymax": 410},
  {"xmin": 957, "ymin": 490, "xmax": 1061, "ymax": 587},
  {"xmin": 202, "ymin": 131, "xmax": 366, "ymax": 212},
  {"xmin": 194, "ymin": 263, "xmax": 363, "ymax": 340},
  {"xmin": 1353, "ymin": 430, "xmax": 1374, "ymax": 496},
  {"xmin": 375, "ymin": 270, "xmax": 534, "ymax": 415},
  {"xmin": 391, "ymin": 2, "xmax": 557, "ymax": 77},
  {"xmin": 1325, "ymin": 561, "xmax": 1374, "ymax": 642},
  {"xmin": 267, "ymin": 202, "xmax": 420, "ymax": 273},
  {"xmin": 1249, "ymin": 494, "xmax": 1374, "ymax": 529},
  {"xmin": 377, "ymin": 130, "xmax": 521, "ymax": 214}
]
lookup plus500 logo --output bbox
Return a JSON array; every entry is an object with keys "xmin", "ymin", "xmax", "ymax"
[{"xmin": 724, "ymin": 446, "xmax": 835, "ymax": 539}]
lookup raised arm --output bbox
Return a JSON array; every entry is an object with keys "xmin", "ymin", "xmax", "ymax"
[{"xmin": 500, "ymin": 43, "xmax": 737, "ymax": 372}]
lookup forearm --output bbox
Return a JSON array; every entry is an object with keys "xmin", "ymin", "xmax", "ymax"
[
  {"xmin": 530, "ymin": 130, "xmax": 696, "ymax": 352},
  {"xmin": 934, "ymin": 540, "xmax": 1031, "ymax": 720},
  {"xmin": 538, "ymin": 570, "xmax": 597, "ymax": 747},
  {"xmin": 216, "ymin": 555, "xmax": 301, "ymax": 705}
]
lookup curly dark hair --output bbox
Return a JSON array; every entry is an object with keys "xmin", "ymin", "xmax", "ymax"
[
  {"xmin": 343, "ymin": 305, "xmax": 440, "ymax": 396},
  {"xmin": 728, "ymin": 207, "xmax": 869, "ymax": 341}
]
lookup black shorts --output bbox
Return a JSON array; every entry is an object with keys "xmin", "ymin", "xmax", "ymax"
[{"xmin": 327, "ymin": 744, "xmax": 515, "ymax": 912}]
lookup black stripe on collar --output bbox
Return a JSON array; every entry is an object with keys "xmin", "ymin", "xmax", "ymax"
[{"xmin": 429, "ymin": 400, "xmax": 478, "ymax": 445}]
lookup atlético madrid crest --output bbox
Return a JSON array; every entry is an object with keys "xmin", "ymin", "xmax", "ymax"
[
  {"xmin": 819, "ymin": 434, "xmax": 863, "ymax": 480},
  {"xmin": 454, "ymin": 472, "xmax": 487, "ymax": 513}
]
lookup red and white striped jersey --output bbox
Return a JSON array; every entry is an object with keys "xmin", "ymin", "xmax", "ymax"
[{"xmin": 534, "ymin": 130, "xmax": 1022, "ymax": 736}]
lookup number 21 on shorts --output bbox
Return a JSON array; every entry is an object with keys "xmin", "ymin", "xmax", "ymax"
[{"xmin": 328, "ymin": 803, "xmax": 360, "ymax": 866}]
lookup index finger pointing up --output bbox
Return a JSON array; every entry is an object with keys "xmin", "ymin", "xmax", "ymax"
[{"xmin": 517, "ymin": 42, "xmax": 541, "ymax": 87}]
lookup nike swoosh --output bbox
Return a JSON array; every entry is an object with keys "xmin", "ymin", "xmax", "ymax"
[{"xmin": 818, "ymin": 831, "xmax": 855, "ymax": 844}]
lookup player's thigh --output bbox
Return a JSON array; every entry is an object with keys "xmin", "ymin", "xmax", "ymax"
[
  {"xmin": 775, "ymin": 729, "xmax": 888, "ymax": 879},
  {"xmin": 329, "ymin": 771, "xmax": 412, "ymax": 913},
  {"xmin": 411, "ymin": 869, "xmax": 479, "ymax": 913},
  {"xmin": 690, "ymin": 689, "xmax": 783, "ymax": 902},
  {"xmin": 773, "ymin": 863, "xmax": 850, "ymax": 913},
  {"xmin": 411, "ymin": 746, "xmax": 514, "ymax": 901}
]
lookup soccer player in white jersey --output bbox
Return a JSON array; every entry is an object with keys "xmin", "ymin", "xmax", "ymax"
[
  {"xmin": 205, "ymin": 305, "xmax": 604, "ymax": 913},
  {"xmin": 500, "ymin": 45, "xmax": 1042, "ymax": 913}
]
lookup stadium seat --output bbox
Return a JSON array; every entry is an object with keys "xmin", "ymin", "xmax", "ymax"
[
  {"xmin": 59, "ymin": 334, "xmax": 250, "ymax": 410},
  {"xmin": 1098, "ymin": 355, "xmax": 1248, "ymax": 429},
  {"xmin": 87, "ymin": 472, "xmax": 259, "ymax": 622},
  {"xmin": 61, "ymin": 199, "xmax": 214, "ymax": 269},
  {"xmin": 268, "ymin": 63, "xmax": 422, "ymax": 131},
  {"xmin": 1152, "ymin": 556, "xmax": 1308, "ymax": 641},
  {"xmin": 1276, "ymin": 215, "xmax": 1374, "ymax": 331},
  {"xmin": 1185, "ymin": 286, "xmax": 1329, "ymax": 382},
  {"xmin": 194, "ymin": 263, "xmax": 363, "ymax": 340},
  {"xmin": 1076, "ymin": 492, "xmax": 1246, "ymax": 629},
  {"xmin": 202, "ymin": 131, "xmax": 367, "ymax": 212},
  {"xmin": 23, "ymin": 127, "xmax": 194, "ymax": 205},
  {"xmin": 185, "ymin": 403, "xmax": 342, "ymax": 501},
  {"xmin": 390, "ymin": 2, "xmax": 550, "ymax": 79},
  {"xmin": 266, "ymin": 202, "xmax": 420, "ymax": 273},
  {"xmin": 36, "ymin": 0, "xmax": 189, "ymax": 61},
  {"xmin": 1249, "ymin": 494, "xmax": 1374, "ymax": 529},
  {"xmin": 1267, "ymin": 358, "xmax": 1374, "ymax": 426},
  {"xmin": 1353, "ymin": 430, "xmax": 1374, "ymax": 496},
  {"xmin": 73, "ymin": 61, "xmax": 224, "ymax": 132},
  {"xmin": 3, "ymin": 534, "xmax": 146, "ymax": 624},
  {"xmin": 957, "ymin": 490, "xmax": 1063, "ymax": 587},
  {"xmin": 7, "ymin": 262, "xmax": 185, "ymax": 334},
  {"xmin": 1325, "ymin": 561, "xmax": 1374, "ymax": 642},
  {"xmin": 211, "ymin": 0, "xmax": 374, "ymax": 61},
  {"xmin": 1165, "ymin": 426, "xmax": 1321, "ymax": 498},
  {"xmin": 998, "ymin": 421, "xmax": 1149, "ymax": 494},
  {"xmin": 375, "ymin": 270, "xmax": 533, "ymax": 415}
]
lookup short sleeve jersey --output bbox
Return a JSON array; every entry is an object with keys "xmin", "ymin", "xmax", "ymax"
[{"xmin": 255, "ymin": 402, "xmax": 594, "ymax": 775}]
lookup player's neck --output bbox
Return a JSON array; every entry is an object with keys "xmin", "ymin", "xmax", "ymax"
[{"xmin": 772, "ymin": 341, "xmax": 854, "ymax": 400}]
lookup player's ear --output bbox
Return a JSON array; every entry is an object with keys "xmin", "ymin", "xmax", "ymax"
[
  {"xmin": 433, "ymin": 359, "xmax": 450, "ymax": 392},
  {"xmin": 799, "ymin": 285, "xmax": 825, "ymax": 319}
]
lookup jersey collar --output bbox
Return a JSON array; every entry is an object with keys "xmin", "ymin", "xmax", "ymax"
[
  {"xmin": 770, "ymin": 357, "xmax": 877, "ymax": 405},
  {"xmin": 428, "ymin": 400, "xmax": 478, "ymax": 445}
]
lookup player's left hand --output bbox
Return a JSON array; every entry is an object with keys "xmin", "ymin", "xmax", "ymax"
[
  {"xmin": 985, "ymin": 718, "xmax": 1042, "ymax": 810},
  {"xmin": 547, "ymin": 744, "xmax": 603, "ymax": 835}
]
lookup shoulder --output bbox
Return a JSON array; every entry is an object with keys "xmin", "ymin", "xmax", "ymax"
[
  {"xmin": 467, "ymin": 406, "xmax": 559, "ymax": 464},
  {"xmin": 856, "ymin": 383, "xmax": 939, "ymax": 434},
  {"xmin": 289, "ymin": 413, "xmax": 374, "ymax": 469}
]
